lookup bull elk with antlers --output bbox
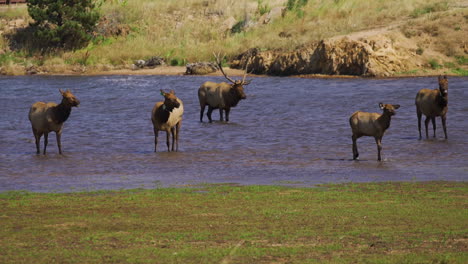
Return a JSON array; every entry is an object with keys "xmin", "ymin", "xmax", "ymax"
[{"xmin": 198, "ymin": 53, "xmax": 251, "ymax": 122}]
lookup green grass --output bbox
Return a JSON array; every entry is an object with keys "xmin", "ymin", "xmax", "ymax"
[
  {"xmin": 0, "ymin": 5, "xmax": 29, "ymax": 19},
  {"xmin": 410, "ymin": 1, "xmax": 449, "ymax": 18},
  {"xmin": 0, "ymin": 182, "xmax": 466, "ymax": 263},
  {"xmin": 451, "ymin": 67, "xmax": 468, "ymax": 76}
]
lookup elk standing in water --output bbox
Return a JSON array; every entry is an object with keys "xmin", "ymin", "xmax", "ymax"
[
  {"xmin": 415, "ymin": 75, "xmax": 448, "ymax": 139},
  {"xmin": 349, "ymin": 103, "xmax": 400, "ymax": 161},
  {"xmin": 28, "ymin": 89, "xmax": 80, "ymax": 155},
  {"xmin": 152, "ymin": 89, "xmax": 184, "ymax": 152},
  {"xmin": 198, "ymin": 54, "xmax": 250, "ymax": 122}
]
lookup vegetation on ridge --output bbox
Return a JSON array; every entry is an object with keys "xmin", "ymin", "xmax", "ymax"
[{"xmin": 0, "ymin": 0, "xmax": 466, "ymax": 75}]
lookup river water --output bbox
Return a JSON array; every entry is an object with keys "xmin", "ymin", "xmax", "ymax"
[{"xmin": 0, "ymin": 75, "xmax": 466, "ymax": 192}]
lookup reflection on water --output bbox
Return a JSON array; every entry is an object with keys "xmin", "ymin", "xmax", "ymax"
[{"xmin": 0, "ymin": 75, "xmax": 467, "ymax": 192}]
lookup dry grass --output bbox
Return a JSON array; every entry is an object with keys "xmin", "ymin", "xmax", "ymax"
[
  {"xmin": 0, "ymin": 0, "xmax": 466, "ymax": 75},
  {"xmin": 70, "ymin": 0, "xmax": 462, "ymax": 65}
]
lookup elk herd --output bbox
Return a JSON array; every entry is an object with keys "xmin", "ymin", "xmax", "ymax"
[{"xmin": 28, "ymin": 63, "xmax": 449, "ymax": 161}]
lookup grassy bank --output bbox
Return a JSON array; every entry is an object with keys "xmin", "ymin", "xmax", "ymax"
[
  {"xmin": 1, "ymin": 182, "xmax": 467, "ymax": 263},
  {"xmin": 0, "ymin": 0, "xmax": 467, "ymax": 76}
]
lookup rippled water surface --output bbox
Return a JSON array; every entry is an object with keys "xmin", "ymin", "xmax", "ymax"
[{"xmin": 0, "ymin": 75, "xmax": 467, "ymax": 192}]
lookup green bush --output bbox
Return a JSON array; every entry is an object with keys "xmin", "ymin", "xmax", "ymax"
[
  {"xmin": 257, "ymin": 0, "xmax": 271, "ymax": 16},
  {"xmin": 428, "ymin": 59, "xmax": 441, "ymax": 69},
  {"xmin": 26, "ymin": 0, "xmax": 100, "ymax": 52}
]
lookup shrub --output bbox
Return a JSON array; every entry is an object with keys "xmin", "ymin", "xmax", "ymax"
[
  {"xmin": 428, "ymin": 59, "xmax": 441, "ymax": 69},
  {"xmin": 416, "ymin": 47, "xmax": 424, "ymax": 55},
  {"xmin": 257, "ymin": 0, "xmax": 271, "ymax": 16},
  {"xmin": 25, "ymin": 0, "xmax": 100, "ymax": 52}
]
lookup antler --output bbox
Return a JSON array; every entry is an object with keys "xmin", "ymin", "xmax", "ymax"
[
  {"xmin": 213, "ymin": 52, "xmax": 236, "ymax": 84},
  {"xmin": 241, "ymin": 57, "xmax": 252, "ymax": 85}
]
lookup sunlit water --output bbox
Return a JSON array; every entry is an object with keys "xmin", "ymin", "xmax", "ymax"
[{"xmin": 0, "ymin": 75, "xmax": 467, "ymax": 192}]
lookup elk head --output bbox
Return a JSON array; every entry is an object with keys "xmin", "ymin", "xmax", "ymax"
[
  {"xmin": 59, "ymin": 89, "xmax": 80, "ymax": 107},
  {"xmin": 379, "ymin": 103, "xmax": 400, "ymax": 116},
  {"xmin": 214, "ymin": 52, "xmax": 251, "ymax": 100},
  {"xmin": 160, "ymin": 89, "xmax": 180, "ymax": 111}
]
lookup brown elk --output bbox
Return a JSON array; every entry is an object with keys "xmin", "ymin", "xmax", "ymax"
[
  {"xmin": 28, "ymin": 89, "xmax": 80, "ymax": 155},
  {"xmin": 415, "ymin": 75, "xmax": 448, "ymax": 139},
  {"xmin": 198, "ymin": 53, "xmax": 251, "ymax": 122},
  {"xmin": 349, "ymin": 103, "xmax": 400, "ymax": 161},
  {"xmin": 151, "ymin": 89, "xmax": 184, "ymax": 152}
]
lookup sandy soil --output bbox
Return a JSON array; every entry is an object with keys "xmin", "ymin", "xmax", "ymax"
[{"xmin": 84, "ymin": 66, "xmax": 250, "ymax": 77}]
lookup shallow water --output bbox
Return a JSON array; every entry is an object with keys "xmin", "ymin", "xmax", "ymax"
[{"xmin": 0, "ymin": 75, "xmax": 467, "ymax": 192}]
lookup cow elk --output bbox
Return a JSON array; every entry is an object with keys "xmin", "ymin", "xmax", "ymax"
[
  {"xmin": 415, "ymin": 75, "xmax": 448, "ymax": 139},
  {"xmin": 198, "ymin": 53, "xmax": 251, "ymax": 122},
  {"xmin": 151, "ymin": 89, "xmax": 184, "ymax": 152},
  {"xmin": 349, "ymin": 103, "xmax": 400, "ymax": 161},
  {"xmin": 28, "ymin": 89, "xmax": 80, "ymax": 155}
]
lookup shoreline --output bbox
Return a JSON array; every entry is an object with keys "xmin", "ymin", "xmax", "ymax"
[{"xmin": 3, "ymin": 65, "xmax": 463, "ymax": 79}]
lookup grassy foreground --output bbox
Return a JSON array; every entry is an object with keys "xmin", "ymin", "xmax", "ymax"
[{"xmin": 0, "ymin": 182, "xmax": 467, "ymax": 263}]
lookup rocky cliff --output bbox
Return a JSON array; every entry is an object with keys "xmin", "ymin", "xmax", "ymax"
[{"xmin": 231, "ymin": 33, "xmax": 417, "ymax": 77}]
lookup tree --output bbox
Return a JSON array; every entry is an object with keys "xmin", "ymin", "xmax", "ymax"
[{"xmin": 27, "ymin": 0, "xmax": 100, "ymax": 51}]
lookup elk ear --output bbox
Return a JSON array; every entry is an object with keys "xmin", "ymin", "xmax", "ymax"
[
  {"xmin": 160, "ymin": 89, "xmax": 166, "ymax": 96},
  {"xmin": 169, "ymin": 89, "xmax": 175, "ymax": 95},
  {"xmin": 393, "ymin": 104, "xmax": 400, "ymax": 109},
  {"xmin": 59, "ymin": 88, "xmax": 65, "ymax": 96},
  {"xmin": 379, "ymin": 103, "xmax": 384, "ymax": 110}
]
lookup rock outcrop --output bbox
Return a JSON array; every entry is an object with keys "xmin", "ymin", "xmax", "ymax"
[
  {"xmin": 231, "ymin": 34, "xmax": 412, "ymax": 77},
  {"xmin": 132, "ymin": 56, "xmax": 166, "ymax": 70},
  {"xmin": 185, "ymin": 62, "xmax": 218, "ymax": 75}
]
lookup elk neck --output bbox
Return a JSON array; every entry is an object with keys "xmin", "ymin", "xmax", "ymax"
[
  {"xmin": 437, "ymin": 91, "xmax": 448, "ymax": 109},
  {"xmin": 225, "ymin": 87, "xmax": 243, "ymax": 107},
  {"xmin": 156, "ymin": 103, "xmax": 173, "ymax": 124},
  {"xmin": 376, "ymin": 111, "xmax": 393, "ymax": 131},
  {"xmin": 53, "ymin": 100, "xmax": 72, "ymax": 124}
]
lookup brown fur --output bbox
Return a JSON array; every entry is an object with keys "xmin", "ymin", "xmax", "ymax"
[
  {"xmin": 28, "ymin": 89, "xmax": 80, "ymax": 155},
  {"xmin": 151, "ymin": 89, "xmax": 184, "ymax": 152},
  {"xmin": 349, "ymin": 103, "xmax": 400, "ymax": 161},
  {"xmin": 198, "ymin": 53, "xmax": 251, "ymax": 122},
  {"xmin": 415, "ymin": 75, "xmax": 448, "ymax": 139},
  {"xmin": 198, "ymin": 80, "xmax": 247, "ymax": 122}
]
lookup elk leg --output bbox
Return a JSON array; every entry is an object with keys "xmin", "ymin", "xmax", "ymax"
[
  {"xmin": 175, "ymin": 121, "xmax": 181, "ymax": 151},
  {"xmin": 352, "ymin": 134, "xmax": 359, "ymax": 160},
  {"xmin": 199, "ymin": 105, "xmax": 205, "ymax": 122},
  {"xmin": 441, "ymin": 116, "xmax": 448, "ymax": 139},
  {"xmin": 225, "ymin": 108, "xmax": 231, "ymax": 122},
  {"xmin": 375, "ymin": 137, "xmax": 382, "ymax": 161},
  {"xmin": 219, "ymin": 109, "xmax": 224, "ymax": 121},
  {"xmin": 166, "ymin": 131, "xmax": 171, "ymax": 152},
  {"xmin": 153, "ymin": 128, "xmax": 158, "ymax": 152},
  {"xmin": 424, "ymin": 116, "xmax": 430, "ymax": 139},
  {"xmin": 33, "ymin": 128, "xmax": 41, "ymax": 155},
  {"xmin": 207, "ymin": 106, "xmax": 214, "ymax": 123},
  {"xmin": 431, "ymin": 117, "xmax": 436, "ymax": 138},
  {"xmin": 43, "ymin": 133, "xmax": 49, "ymax": 155},
  {"xmin": 56, "ymin": 131, "xmax": 62, "ymax": 155},
  {"xmin": 416, "ymin": 109, "xmax": 422, "ymax": 139},
  {"xmin": 171, "ymin": 127, "xmax": 176, "ymax": 151}
]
